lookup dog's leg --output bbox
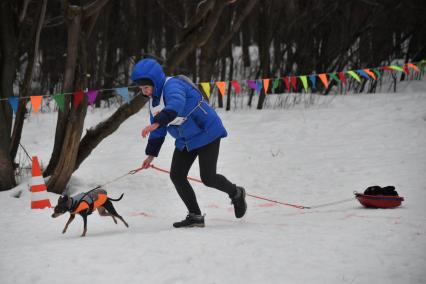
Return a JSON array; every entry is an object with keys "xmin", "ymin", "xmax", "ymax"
[
  {"xmin": 103, "ymin": 200, "xmax": 129, "ymax": 228},
  {"xmin": 62, "ymin": 214, "xmax": 75, "ymax": 234},
  {"xmin": 80, "ymin": 211, "xmax": 88, "ymax": 237},
  {"xmin": 97, "ymin": 207, "xmax": 117, "ymax": 224}
]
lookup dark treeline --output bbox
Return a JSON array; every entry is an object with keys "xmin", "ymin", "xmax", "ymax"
[{"xmin": 1, "ymin": 0, "xmax": 425, "ymax": 191}]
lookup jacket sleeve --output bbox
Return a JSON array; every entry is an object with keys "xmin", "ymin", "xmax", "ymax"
[
  {"xmin": 145, "ymin": 78, "xmax": 187, "ymax": 156},
  {"xmin": 145, "ymin": 112, "xmax": 167, "ymax": 157},
  {"xmin": 145, "ymin": 136, "xmax": 165, "ymax": 157},
  {"xmin": 153, "ymin": 78, "xmax": 186, "ymax": 127}
]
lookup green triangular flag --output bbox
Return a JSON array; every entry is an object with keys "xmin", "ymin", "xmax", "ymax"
[
  {"xmin": 347, "ymin": 71, "xmax": 361, "ymax": 83},
  {"xmin": 372, "ymin": 68, "xmax": 382, "ymax": 79},
  {"xmin": 53, "ymin": 93, "xmax": 65, "ymax": 112},
  {"xmin": 299, "ymin": 76, "xmax": 308, "ymax": 92},
  {"xmin": 272, "ymin": 78, "xmax": 280, "ymax": 93},
  {"xmin": 329, "ymin": 72, "xmax": 340, "ymax": 83},
  {"xmin": 388, "ymin": 65, "xmax": 404, "ymax": 72}
]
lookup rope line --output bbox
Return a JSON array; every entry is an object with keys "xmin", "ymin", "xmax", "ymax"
[
  {"xmin": 150, "ymin": 165, "xmax": 309, "ymax": 209},
  {"xmin": 89, "ymin": 164, "xmax": 355, "ymax": 210}
]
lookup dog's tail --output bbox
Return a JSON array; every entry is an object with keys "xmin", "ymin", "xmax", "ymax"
[{"xmin": 108, "ymin": 193, "xmax": 124, "ymax": 202}]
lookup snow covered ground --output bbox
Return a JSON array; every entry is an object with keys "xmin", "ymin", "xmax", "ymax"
[{"xmin": 1, "ymin": 80, "xmax": 426, "ymax": 283}]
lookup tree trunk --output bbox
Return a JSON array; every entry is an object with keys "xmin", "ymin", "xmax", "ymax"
[
  {"xmin": 45, "ymin": 1, "xmax": 110, "ymax": 194},
  {"xmin": 0, "ymin": 1, "xmax": 19, "ymax": 190},
  {"xmin": 226, "ymin": 51, "xmax": 234, "ymax": 111},
  {"xmin": 46, "ymin": 5, "xmax": 84, "ymax": 193},
  {"xmin": 44, "ymin": 6, "xmax": 80, "ymax": 177}
]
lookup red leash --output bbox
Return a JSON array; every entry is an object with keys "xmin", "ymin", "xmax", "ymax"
[{"xmin": 148, "ymin": 164, "xmax": 309, "ymax": 209}]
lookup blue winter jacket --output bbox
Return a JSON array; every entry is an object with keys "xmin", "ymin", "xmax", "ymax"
[{"xmin": 131, "ymin": 59, "xmax": 227, "ymax": 156}]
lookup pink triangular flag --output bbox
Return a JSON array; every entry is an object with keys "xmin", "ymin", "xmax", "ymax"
[
  {"xmin": 231, "ymin": 80, "xmax": 241, "ymax": 94},
  {"xmin": 86, "ymin": 90, "xmax": 99, "ymax": 106}
]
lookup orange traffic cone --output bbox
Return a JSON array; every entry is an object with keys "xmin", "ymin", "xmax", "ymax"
[{"xmin": 30, "ymin": 156, "xmax": 51, "ymax": 209}]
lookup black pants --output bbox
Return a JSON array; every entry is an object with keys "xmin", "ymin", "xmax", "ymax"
[{"xmin": 170, "ymin": 139, "xmax": 237, "ymax": 215}]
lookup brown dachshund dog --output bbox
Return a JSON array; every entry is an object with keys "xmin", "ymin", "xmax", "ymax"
[{"xmin": 51, "ymin": 188, "xmax": 129, "ymax": 237}]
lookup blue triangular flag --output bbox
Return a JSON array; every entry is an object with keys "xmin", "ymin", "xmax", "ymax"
[
  {"xmin": 115, "ymin": 87, "xmax": 130, "ymax": 104},
  {"xmin": 256, "ymin": 80, "xmax": 263, "ymax": 93},
  {"xmin": 8, "ymin": 97, "xmax": 19, "ymax": 115},
  {"xmin": 309, "ymin": 75, "xmax": 317, "ymax": 90},
  {"xmin": 357, "ymin": 69, "xmax": 370, "ymax": 80}
]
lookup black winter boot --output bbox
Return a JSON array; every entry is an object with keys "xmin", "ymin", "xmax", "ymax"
[
  {"xmin": 173, "ymin": 213, "xmax": 205, "ymax": 228},
  {"xmin": 231, "ymin": 186, "xmax": 247, "ymax": 218}
]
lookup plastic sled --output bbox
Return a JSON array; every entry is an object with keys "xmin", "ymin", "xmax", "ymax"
[{"xmin": 354, "ymin": 192, "xmax": 404, "ymax": 208}]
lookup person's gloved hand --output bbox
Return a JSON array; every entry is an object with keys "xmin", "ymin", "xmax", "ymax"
[
  {"xmin": 141, "ymin": 155, "xmax": 155, "ymax": 169},
  {"xmin": 141, "ymin": 123, "xmax": 159, "ymax": 138}
]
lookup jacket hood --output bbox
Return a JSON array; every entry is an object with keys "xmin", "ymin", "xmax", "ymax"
[{"xmin": 131, "ymin": 58, "xmax": 166, "ymax": 98}]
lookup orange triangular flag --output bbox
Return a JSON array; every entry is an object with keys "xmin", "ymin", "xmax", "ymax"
[
  {"xmin": 263, "ymin": 79, "xmax": 270, "ymax": 94},
  {"xmin": 318, "ymin": 74, "xmax": 329, "ymax": 89},
  {"xmin": 364, "ymin": 69, "xmax": 376, "ymax": 80},
  {"xmin": 215, "ymin": 81, "xmax": 226, "ymax": 97},
  {"xmin": 406, "ymin": 63, "xmax": 420, "ymax": 72},
  {"xmin": 30, "ymin": 96, "xmax": 43, "ymax": 113}
]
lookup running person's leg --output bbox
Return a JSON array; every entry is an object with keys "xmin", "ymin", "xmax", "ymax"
[
  {"xmin": 197, "ymin": 139, "xmax": 247, "ymax": 218},
  {"xmin": 170, "ymin": 148, "xmax": 201, "ymax": 215},
  {"xmin": 197, "ymin": 138, "xmax": 237, "ymax": 197}
]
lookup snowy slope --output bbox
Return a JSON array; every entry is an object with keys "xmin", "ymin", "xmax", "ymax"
[{"xmin": 1, "ymin": 81, "xmax": 426, "ymax": 284}]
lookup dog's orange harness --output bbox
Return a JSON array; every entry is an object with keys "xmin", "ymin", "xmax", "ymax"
[{"xmin": 72, "ymin": 192, "xmax": 108, "ymax": 214}]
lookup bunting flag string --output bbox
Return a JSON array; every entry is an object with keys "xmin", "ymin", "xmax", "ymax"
[{"xmin": 2, "ymin": 60, "xmax": 424, "ymax": 117}]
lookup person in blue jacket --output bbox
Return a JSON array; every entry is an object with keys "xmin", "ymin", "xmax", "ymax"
[{"xmin": 131, "ymin": 58, "xmax": 246, "ymax": 228}]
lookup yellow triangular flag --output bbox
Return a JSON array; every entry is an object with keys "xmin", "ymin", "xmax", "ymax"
[
  {"xmin": 215, "ymin": 81, "xmax": 226, "ymax": 97},
  {"xmin": 300, "ymin": 76, "xmax": 308, "ymax": 92},
  {"xmin": 30, "ymin": 96, "xmax": 43, "ymax": 113},
  {"xmin": 200, "ymin": 82, "xmax": 211, "ymax": 98},
  {"xmin": 263, "ymin": 79, "xmax": 270, "ymax": 95}
]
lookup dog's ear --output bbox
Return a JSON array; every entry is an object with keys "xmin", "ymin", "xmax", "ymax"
[{"xmin": 58, "ymin": 192, "xmax": 69, "ymax": 202}]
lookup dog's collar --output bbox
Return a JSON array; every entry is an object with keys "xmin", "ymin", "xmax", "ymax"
[{"xmin": 69, "ymin": 197, "xmax": 77, "ymax": 212}]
